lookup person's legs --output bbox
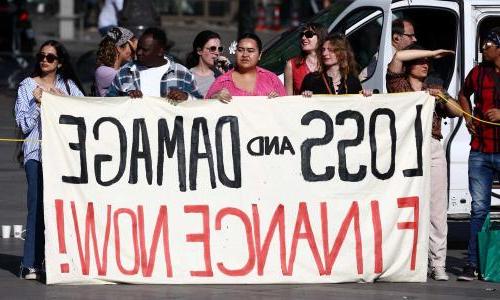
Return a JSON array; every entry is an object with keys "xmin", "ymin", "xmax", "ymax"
[
  {"xmin": 20, "ymin": 160, "xmax": 44, "ymax": 278},
  {"xmin": 459, "ymin": 151, "xmax": 495, "ymax": 281},
  {"xmin": 428, "ymin": 139, "xmax": 448, "ymax": 280}
]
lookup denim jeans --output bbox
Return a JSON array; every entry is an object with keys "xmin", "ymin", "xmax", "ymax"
[
  {"xmin": 21, "ymin": 160, "xmax": 44, "ymax": 270},
  {"xmin": 467, "ymin": 151, "xmax": 500, "ymax": 266}
]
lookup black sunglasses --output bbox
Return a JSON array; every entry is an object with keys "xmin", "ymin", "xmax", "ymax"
[
  {"xmin": 206, "ymin": 46, "xmax": 224, "ymax": 53},
  {"xmin": 36, "ymin": 53, "xmax": 59, "ymax": 63},
  {"xmin": 300, "ymin": 30, "xmax": 316, "ymax": 39}
]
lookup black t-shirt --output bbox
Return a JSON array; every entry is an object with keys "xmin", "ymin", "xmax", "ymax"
[{"xmin": 300, "ymin": 71, "xmax": 362, "ymax": 95}]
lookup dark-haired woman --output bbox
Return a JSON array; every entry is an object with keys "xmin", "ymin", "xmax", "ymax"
[
  {"xmin": 186, "ymin": 30, "xmax": 229, "ymax": 97},
  {"xmin": 300, "ymin": 34, "xmax": 363, "ymax": 96},
  {"xmin": 95, "ymin": 26, "xmax": 136, "ymax": 96},
  {"xmin": 15, "ymin": 40, "xmax": 84, "ymax": 280},
  {"xmin": 284, "ymin": 23, "xmax": 327, "ymax": 95},
  {"xmin": 205, "ymin": 33, "xmax": 285, "ymax": 101}
]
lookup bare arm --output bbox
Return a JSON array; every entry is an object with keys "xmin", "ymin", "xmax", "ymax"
[
  {"xmin": 388, "ymin": 49, "xmax": 455, "ymax": 73},
  {"xmin": 284, "ymin": 60, "xmax": 293, "ymax": 96},
  {"xmin": 458, "ymin": 90, "xmax": 475, "ymax": 135}
]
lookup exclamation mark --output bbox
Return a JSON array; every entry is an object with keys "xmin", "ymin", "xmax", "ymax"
[{"xmin": 55, "ymin": 199, "xmax": 69, "ymax": 273}]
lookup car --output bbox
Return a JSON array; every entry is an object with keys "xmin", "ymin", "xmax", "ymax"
[{"xmin": 260, "ymin": 0, "xmax": 500, "ymax": 218}]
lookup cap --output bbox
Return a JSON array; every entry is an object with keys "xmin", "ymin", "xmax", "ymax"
[
  {"xmin": 485, "ymin": 30, "xmax": 500, "ymax": 47},
  {"xmin": 107, "ymin": 27, "xmax": 134, "ymax": 47}
]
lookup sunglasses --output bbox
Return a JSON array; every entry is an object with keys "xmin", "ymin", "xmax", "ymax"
[
  {"xmin": 36, "ymin": 53, "xmax": 59, "ymax": 63},
  {"xmin": 300, "ymin": 30, "xmax": 316, "ymax": 39},
  {"xmin": 206, "ymin": 46, "xmax": 224, "ymax": 53},
  {"xmin": 482, "ymin": 41, "xmax": 498, "ymax": 50}
]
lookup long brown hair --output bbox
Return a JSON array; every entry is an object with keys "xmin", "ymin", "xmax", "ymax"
[
  {"xmin": 321, "ymin": 33, "xmax": 358, "ymax": 80},
  {"xmin": 296, "ymin": 22, "xmax": 328, "ymax": 69}
]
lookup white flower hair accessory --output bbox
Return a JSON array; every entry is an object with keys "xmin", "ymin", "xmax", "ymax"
[{"xmin": 228, "ymin": 41, "xmax": 237, "ymax": 55}]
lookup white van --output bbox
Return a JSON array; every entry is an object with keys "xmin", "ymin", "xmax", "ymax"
[{"xmin": 260, "ymin": 0, "xmax": 500, "ymax": 218}]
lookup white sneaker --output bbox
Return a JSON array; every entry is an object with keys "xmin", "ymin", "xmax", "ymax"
[
  {"xmin": 23, "ymin": 268, "xmax": 39, "ymax": 280},
  {"xmin": 430, "ymin": 266, "xmax": 449, "ymax": 281}
]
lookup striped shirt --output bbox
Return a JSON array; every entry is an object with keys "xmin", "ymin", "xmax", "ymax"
[
  {"xmin": 205, "ymin": 67, "xmax": 286, "ymax": 99},
  {"xmin": 106, "ymin": 57, "xmax": 203, "ymax": 99},
  {"xmin": 14, "ymin": 76, "xmax": 84, "ymax": 164}
]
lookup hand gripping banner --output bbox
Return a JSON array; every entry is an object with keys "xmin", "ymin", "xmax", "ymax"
[{"xmin": 41, "ymin": 92, "xmax": 433, "ymax": 284}]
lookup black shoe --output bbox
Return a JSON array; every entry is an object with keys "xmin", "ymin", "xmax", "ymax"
[{"xmin": 457, "ymin": 264, "xmax": 478, "ymax": 281}]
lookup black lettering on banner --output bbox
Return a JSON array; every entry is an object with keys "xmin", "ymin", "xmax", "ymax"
[
  {"xmin": 129, "ymin": 119, "xmax": 152, "ymax": 184},
  {"xmin": 247, "ymin": 136, "xmax": 263, "ymax": 156},
  {"xmin": 265, "ymin": 136, "xmax": 280, "ymax": 155},
  {"xmin": 369, "ymin": 109, "xmax": 396, "ymax": 180},
  {"xmin": 93, "ymin": 118, "xmax": 127, "ymax": 186},
  {"xmin": 215, "ymin": 116, "xmax": 241, "ymax": 188},
  {"xmin": 403, "ymin": 105, "xmax": 423, "ymax": 177},
  {"xmin": 60, "ymin": 115, "xmax": 88, "ymax": 184},
  {"xmin": 189, "ymin": 117, "xmax": 216, "ymax": 190},
  {"xmin": 336, "ymin": 110, "xmax": 366, "ymax": 182},
  {"xmin": 157, "ymin": 117, "xmax": 187, "ymax": 191},
  {"xmin": 300, "ymin": 110, "xmax": 334, "ymax": 181},
  {"xmin": 280, "ymin": 136, "xmax": 295, "ymax": 155}
]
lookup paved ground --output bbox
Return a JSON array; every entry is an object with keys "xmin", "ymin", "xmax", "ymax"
[{"xmin": 0, "ymin": 13, "xmax": 499, "ymax": 300}]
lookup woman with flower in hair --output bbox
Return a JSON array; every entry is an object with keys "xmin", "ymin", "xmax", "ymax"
[
  {"xmin": 94, "ymin": 26, "xmax": 137, "ymax": 96},
  {"xmin": 300, "ymin": 33, "xmax": 364, "ymax": 96},
  {"xmin": 284, "ymin": 22, "xmax": 327, "ymax": 95}
]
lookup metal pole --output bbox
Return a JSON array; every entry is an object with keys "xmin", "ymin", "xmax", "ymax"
[{"xmin": 59, "ymin": 0, "xmax": 75, "ymax": 40}]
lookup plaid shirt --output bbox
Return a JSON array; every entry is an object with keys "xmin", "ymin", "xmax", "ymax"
[
  {"xmin": 107, "ymin": 57, "xmax": 203, "ymax": 99},
  {"xmin": 461, "ymin": 62, "xmax": 500, "ymax": 153}
]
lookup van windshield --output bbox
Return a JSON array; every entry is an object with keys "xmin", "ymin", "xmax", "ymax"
[{"xmin": 260, "ymin": 0, "xmax": 355, "ymax": 74}]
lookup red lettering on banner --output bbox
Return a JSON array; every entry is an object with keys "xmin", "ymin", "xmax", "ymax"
[
  {"xmin": 55, "ymin": 200, "xmax": 70, "ymax": 273},
  {"xmin": 137, "ymin": 205, "xmax": 173, "ymax": 277},
  {"xmin": 397, "ymin": 196, "xmax": 419, "ymax": 270},
  {"xmin": 321, "ymin": 201, "xmax": 363, "ymax": 275},
  {"xmin": 253, "ymin": 204, "xmax": 287, "ymax": 276},
  {"xmin": 371, "ymin": 200, "xmax": 383, "ymax": 273},
  {"xmin": 215, "ymin": 208, "xmax": 255, "ymax": 276},
  {"xmin": 286, "ymin": 202, "xmax": 325, "ymax": 276},
  {"xmin": 114, "ymin": 208, "xmax": 140, "ymax": 275},
  {"xmin": 185, "ymin": 205, "xmax": 213, "ymax": 277},
  {"xmin": 71, "ymin": 202, "xmax": 111, "ymax": 276}
]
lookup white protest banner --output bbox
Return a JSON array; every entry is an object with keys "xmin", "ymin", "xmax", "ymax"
[{"xmin": 41, "ymin": 92, "xmax": 433, "ymax": 284}]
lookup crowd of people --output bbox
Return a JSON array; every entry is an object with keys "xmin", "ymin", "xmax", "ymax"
[{"xmin": 13, "ymin": 19, "xmax": 500, "ymax": 283}]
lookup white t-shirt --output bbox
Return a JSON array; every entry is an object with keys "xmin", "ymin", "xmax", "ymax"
[
  {"xmin": 98, "ymin": 0, "xmax": 124, "ymax": 29},
  {"xmin": 139, "ymin": 63, "xmax": 170, "ymax": 97}
]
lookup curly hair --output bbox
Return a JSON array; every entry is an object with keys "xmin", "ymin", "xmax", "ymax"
[
  {"xmin": 96, "ymin": 37, "xmax": 118, "ymax": 67},
  {"xmin": 321, "ymin": 33, "xmax": 359, "ymax": 80}
]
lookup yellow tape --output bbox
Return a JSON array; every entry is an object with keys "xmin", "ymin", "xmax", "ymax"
[
  {"xmin": 0, "ymin": 138, "xmax": 41, "ymax": 143},
  {"xmin": 436, "ymin": 93, "xmax": 500, "ymax": 126}
]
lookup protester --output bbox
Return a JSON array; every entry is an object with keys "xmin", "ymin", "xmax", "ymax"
[
  {"xmin": 386, "ymin": 44, "xmax": 461, "ymax": 281},
  {"xmin": 98, "ymin": 0, "xmax": 123, "ymax": 36},
  {"xmin": 107, "ymin": 27, "xmax": 203, "ymax": 100},
  {"xmin": 300, "ymin": 34, "xmax": 364, "ymax": 96},
  {"xmin": 359, "ymin": 18, "xmax": 417, "ymax": 81},
  {"xmin": 186, "ymin": 30, "xmax": 230, "ymax": 97},
  {"xmin": 457, "ymin": 29, "xmax": 500, "ymax": 281},
  {"xmin": 14, "ymin": 40, "xmax": 84, "ymax": 280},
  {"xmin": 205, "ymin": 33, "xmax": 286, "ymax": 101},
  {"xmin": 94, "ymin": 26, "xmax": 136, "ymax": 96},
  {"xmin": 284, "ymin": 22, "xmax": 327, "ymax": 95}
]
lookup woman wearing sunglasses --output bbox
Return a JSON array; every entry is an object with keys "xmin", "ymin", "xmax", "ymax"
[
  {"xmin": 205, "ymin": 33, "xmax": 286, "ymax": 102},
  {"xmin": 300, "ymin": 33, "xmax": 365, "ymax": 96},
  {"xmin": 94, "ymin": 26, "xmax": 137, "ymax": 96},
  {"xmin": 14, "ymin": 40, "xmax": 84, "ymax": 280},
  {"xmin": 186, "ymin": 30, "xmax": 230, "ymax": 97},
  {"xmin": 284, "ymin": 23, "xmax": 327, "ymax": 95}
]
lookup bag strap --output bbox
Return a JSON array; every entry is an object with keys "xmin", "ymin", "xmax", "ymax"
[{"xmin": 481, "ymin": 213, "xmax": 491, "ymax": 232}]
